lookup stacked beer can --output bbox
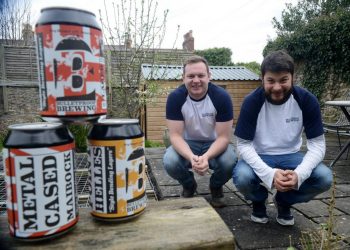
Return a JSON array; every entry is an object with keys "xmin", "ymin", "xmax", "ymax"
[{"xmin": 3, "ymin": 7, "xmax": 147, "ymax": 241}]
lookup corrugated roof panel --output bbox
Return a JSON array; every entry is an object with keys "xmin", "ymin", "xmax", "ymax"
[
  {"xmin": 142, "ymin": 64, "xmax": 182, "ymax": 80},
  {"xmin": 141, "ymin": 64, "xmax": 260, "ymax": 81}
]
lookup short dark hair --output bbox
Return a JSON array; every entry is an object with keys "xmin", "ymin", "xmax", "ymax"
[
  {"xmin": 261, "ymin": 50, "xmax": 294, "ymax": 77},
  {"xmin": 183, "ymin": 55, "xmax": 210, "ymax": 75}
]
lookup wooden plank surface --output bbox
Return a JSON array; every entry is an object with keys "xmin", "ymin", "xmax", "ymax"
[{"xmin": 0, "ymin": 197, "xmax": 235, "ymax": 250}]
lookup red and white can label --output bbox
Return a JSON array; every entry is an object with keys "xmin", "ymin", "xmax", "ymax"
[
  {"xmin": 35, "ymin": 24, "xmax": 107, "ymax": 117},
  {"xmin": 88, "ymin": 137, "xmax": 147, "ymax": 219},
  {"xmin": 4, "ymin": 143, "xmax": 78, "ymax": 239}
]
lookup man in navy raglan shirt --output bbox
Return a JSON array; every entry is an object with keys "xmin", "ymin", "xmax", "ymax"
[
  {"xmin": 163, "ymin": 55, "xmax": 237, "ymax": 208},
  {"xmin": 233, "ymin": 50, "xmax": 332, "ymax": 226}
]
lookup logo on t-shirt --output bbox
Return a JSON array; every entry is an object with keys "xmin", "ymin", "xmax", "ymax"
[
  {"xmin": 286, "ymin": 117, "xmax": 299, "ymax": 123},
  {"xmin": 202, "ymin": 112, "xmax": 215, "ymax": 118}
]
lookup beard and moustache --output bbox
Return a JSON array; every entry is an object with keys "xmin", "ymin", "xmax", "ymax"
[{"xmin": 264, "ymin": 85, "xmax": 293, "ymax": 105}]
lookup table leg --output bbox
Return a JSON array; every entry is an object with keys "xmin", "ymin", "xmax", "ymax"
[
  {"xmin": 340, "ymin": 106, "xmax": 350, "ymax": 121},
  {"xmin": 329, "ymin": 139, "xmax": 350, "ymax": 168}
]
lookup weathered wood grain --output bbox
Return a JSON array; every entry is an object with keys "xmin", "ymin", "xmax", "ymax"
[{"xmin": 0, "ymin": 197, "xmax": 235, "ymax": 250}]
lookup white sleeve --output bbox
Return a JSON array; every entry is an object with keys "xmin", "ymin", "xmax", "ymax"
[
  {"xmin": 294, "ymin": 134, "xmax": 326, "ymax": 189},
  {"xmin": 236, "ymin": 137, "xmax": 276, "ymax": 190}
]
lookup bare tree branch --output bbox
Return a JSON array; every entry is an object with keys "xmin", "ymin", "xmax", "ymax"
[
  {"xmin": 0, "ymin": 0, "xmax": 32, "ymax": 45},
  {"xmin": 99, "ymin": 0, "xmax": 179, "ymax": 118}
]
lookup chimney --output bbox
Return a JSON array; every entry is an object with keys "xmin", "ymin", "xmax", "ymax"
[
  {"xmin": 124, "ymin": 32, "xmax": 132, "ymax": 49},
  {"xmin": 22, "ymin": 23, "xmax": 34, "ymax": 45},
  {"xmin": 182, "ymin": 30, "xmax": 194, "ymax": 52}
]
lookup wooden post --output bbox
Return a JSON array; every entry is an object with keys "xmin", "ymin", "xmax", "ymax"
[
  {"xmin": 0, "ymin": 44, "xmax": 8, "ymax": 113},
  {"xmin": 105, "ymin": 48, "xmax": 113, "ymax": 113}
]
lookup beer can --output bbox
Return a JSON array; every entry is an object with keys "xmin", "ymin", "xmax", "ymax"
[
  {"xmin": 3, "ymin": 122, "xmax": 78, "ymax": 240},
  {"xmin": 87, "ymin": 119, "xmax": 147, "ymax": 221},
  {"xmin": 35, "ymin": 7, "xmax": 107, "ymax": 122}
]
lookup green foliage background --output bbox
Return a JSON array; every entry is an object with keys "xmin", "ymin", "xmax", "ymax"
[
  {"xmin": 195, "ymin": 47, "xmax": 234, "ymax": 66},
  {"xmin": 195, "ymin": 47, "xmax": 261, "ymax": 75},
  {"xmin": 235, "ymin": 61, "xmax": 260, "ymax": 75},
  {"xmin": 264, "ymin": 0, "xmax": 350, "ymax": 99}
]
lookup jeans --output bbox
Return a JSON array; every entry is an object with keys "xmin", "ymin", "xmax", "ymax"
[
  {"xmin": 232, "ymin": 152, "xmax": 333, "ymax": 206},
  {"xmin": 163, "ymin": 140, "xmax": 238, "ymax": 189}
]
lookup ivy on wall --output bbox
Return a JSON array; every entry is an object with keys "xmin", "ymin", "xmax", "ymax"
[{"xmin": 263, "ymin": 1, "xmax": 350, "ymax": 100}]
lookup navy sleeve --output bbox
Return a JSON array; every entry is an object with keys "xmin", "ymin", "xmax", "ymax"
[
  {"xmin": 293, "ymin": 87, "xmax": 324, "ymax": 139},
  {"xmin": 208, "ymin": 83, "xmax": 233, "ymax": 122},
  {"xmin": 234, "ymin": 87, "xmax": 265, "ymax": 140},
  {"xmin": 165, "ymin": 84, "xmax": 187, "ymax": 120}
]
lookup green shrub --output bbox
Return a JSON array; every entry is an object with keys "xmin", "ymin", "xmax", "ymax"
[
  {"xmin": 145, "ymin": 139, "xmax": 164, "ymax": 148},
  {"xmin": 0, "ymin": 131, "xmax": 7, "ymax": 152},
  {"xmin": 68, "ymin": 124, "xmax": 91, "ymax": 152}
]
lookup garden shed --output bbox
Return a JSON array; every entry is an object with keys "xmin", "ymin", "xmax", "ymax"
[{"xmin": 141, "ymin": 63, "xmax": 261, "ymax": 143}]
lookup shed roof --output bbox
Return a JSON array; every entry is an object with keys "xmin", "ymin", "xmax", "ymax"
[{"xmin": 141, "ymin": 64, "xmax": 260, "ymax": 81}]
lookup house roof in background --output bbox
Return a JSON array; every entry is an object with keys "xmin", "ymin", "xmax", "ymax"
[{"xmin": 141, "ymin": 64, "xmax": 260, "ymax": 81}]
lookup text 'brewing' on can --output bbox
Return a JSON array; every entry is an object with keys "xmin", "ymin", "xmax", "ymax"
[
  {"xmin": 88, "ymin": 119, "xmax": 147, "ymax": 221},
  {"xmin": 3, "ymin": 123, "xmax": 78, "ymax": 240},
  {"xmin": 35, "ymin": 7, "xmax": 107, "ymax": 121}
]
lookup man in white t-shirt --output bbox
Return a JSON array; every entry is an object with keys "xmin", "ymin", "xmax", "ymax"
[
  {"xmin": 163, "ymin": 56, "xmax": 237, "ymax": 207},
  {"xmin": 233, "ymin": 50, "xmax": 332, "ymax": 226}
]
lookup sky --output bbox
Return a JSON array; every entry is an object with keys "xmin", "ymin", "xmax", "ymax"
[{"xmin": 30, "ymin": 0, "xmax": 298, "ymax": 63}]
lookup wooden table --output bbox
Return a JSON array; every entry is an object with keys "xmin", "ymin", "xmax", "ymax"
[
  {"xmin": 325, "ymin": 100, "xmax": 350, "ymax": 168},
  {"xmin": 0, "ymin": 197, "xmax": 235, "ymax": 249}
]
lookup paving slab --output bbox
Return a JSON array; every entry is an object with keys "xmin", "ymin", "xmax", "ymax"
[
  {"xmin": 151, "ymin": 169, "xmax": 178, "ymax": 186},
  {"xmin": 159, "ymin": 184, "xmax": 182, "ymax": 198},
  {"xmin": 333, "ymin": 164, "xmax": 350, "ymax": 184},
  {"xmin": 314, "ymin": 186, "xmax": 347, "ymax": 199},
  {"xmin": 214, "ymin": 205, "xmax": 318, "ymax": 249},
  {"xmin": 314, "ymin": 214, "xmax": 350, "ymax": 238},
  {"xmin": 293, "ymin": 199, "xmax": 344, "ymax": 218},
  {"xmin": 336, "ymin": 184, "xmax": 350, "ymax": 196},
  {"xmin": 323, "ymin": 197, "xmax": 350, "ymax": 215},
  {"xmin": 144, "ymin": 143, "xmax": 350, "ymax": 249},
  {"xmin": 193, "ymin": 173, "xmax": 211, "ymax": 193},
  {"xmin": 147, "ymin": 158, "xmax": 165, "ymax": 171},
  {"xmin": 225, "ymin": 180, "xmax": 239, "ymax": 192},
  {"xmin": 159, "ymin": 181, "xmax": 237, "ymax": 198},
  {"xmin": 203, "ymin": 192, "xmax": 247, "ymax": 206}
]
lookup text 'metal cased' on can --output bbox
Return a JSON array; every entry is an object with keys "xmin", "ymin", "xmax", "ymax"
[
  {"xmin": 35, "ymin": 7, "xmax": 107, "ymax": 122},
  {"xmin": 88, "ymin": 119, "xmax": 147, "ymax": 221},
  {"xmin": 3, "ymin": 122, "xmax": 78, "ymax": 241}
]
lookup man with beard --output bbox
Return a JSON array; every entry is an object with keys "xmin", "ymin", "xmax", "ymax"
[
  {"xmin": 163, "ymin": 55, "xmax": 237, "ymax": 208},
  {"xmin": 233, "ymin": 50, "xmax": 332, "ymax": 226}
]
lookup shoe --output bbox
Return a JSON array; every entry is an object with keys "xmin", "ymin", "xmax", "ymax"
[
  {"xmin": 273, "ymin": 196, "xmax": 294, "ymax": 226},
  {"xmin": 181, "ymin": 182, "xmax": 197, "ymax": 198},
  {"xmin": 210, "ymin": 186, "xmax": 226, "ymax": 208},
  {"xmin": 251, "ymin": 201, "xmax": 269, "ymax": 224}
]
